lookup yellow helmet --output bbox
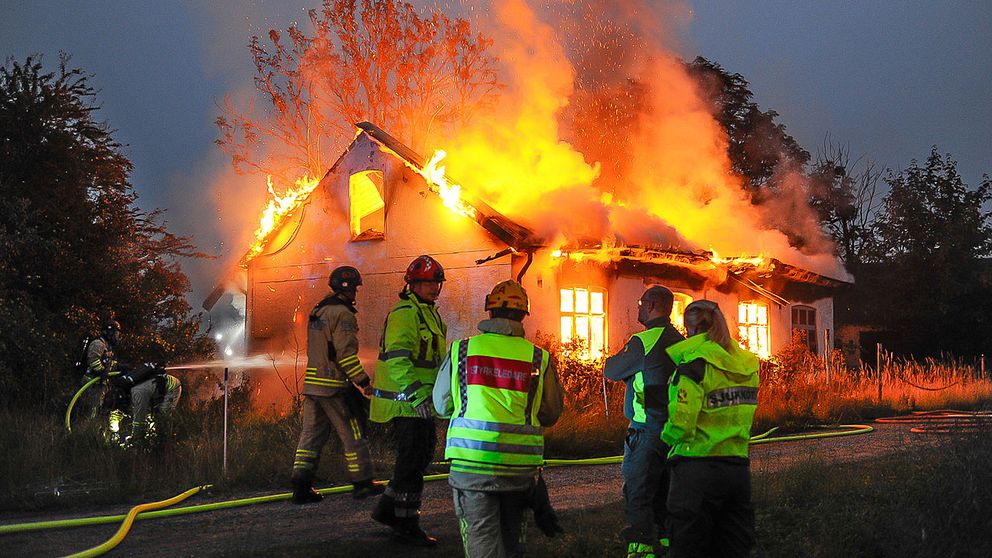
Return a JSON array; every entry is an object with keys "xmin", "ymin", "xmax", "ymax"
[{"xmin": 485, "ymin": 280, "xmax": 530, "ymax": 314}]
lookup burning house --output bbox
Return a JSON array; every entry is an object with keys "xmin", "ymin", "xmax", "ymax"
[{"xmin": 205, "ymin": 122, "xmax": 846, "ymax": 406}]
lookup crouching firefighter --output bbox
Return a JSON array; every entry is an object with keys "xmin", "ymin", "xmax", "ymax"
[
  {"xmin": 370, "ymin": 255, "xmax": 448, "ymax": 546},
  {"xmin": 290, "ymin": 266, "xmax": 384, "ymax": 504},
  {"xmin": 108, "ymin": 362, "xmax": 182, "ymax": 446},
  {"xmin": 433, "ymin": 280, "xmax": 564, "ymax": 558}
]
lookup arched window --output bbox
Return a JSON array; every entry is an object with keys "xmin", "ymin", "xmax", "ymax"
[{"xmin": 791, "ymin": 305, "xmax": 818, "ymax": 354}]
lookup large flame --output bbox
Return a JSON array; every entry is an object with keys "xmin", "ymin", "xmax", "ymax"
[
  {"xmin": 412, "ymin": 150, "xmax": 478, "ymax": 219},
  {"xmin": 245, "ymin": 175, "xmax": 320, "ymax": 262}
]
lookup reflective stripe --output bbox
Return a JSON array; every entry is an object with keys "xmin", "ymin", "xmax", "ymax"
[
  {"xmin": 373, "ymin": 380, "xmax": 423, "ymax": 401},
  {"xmin": 449, "ymin": 417, "xmax": 541, "ymax": 436},
  {"xmin": 456, "ymin": 339, "xmax": 469, "ymax": 418},
  {"xmin": 304, "ymin": 377, "xmax": 348, "ymax": 386},
  {"xmin": 378, "ymin": 350, "xmax": 439, "ymax": 368},
  {"xmin": 523, "ymin": 346, "xmax": 543, "ymax": 425},
  {"xmin": 446, "ymin": 437, "xmax": 544, "ymax": 455},
  {"xmin": 706, "ymin": 386, "xmax": 759, "ymax": 408}
]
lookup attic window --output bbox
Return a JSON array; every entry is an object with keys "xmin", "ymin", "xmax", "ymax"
[
  {"xmin": 738, "ymin": 301, "xmax": 770, "ymax": 359},
  {"xmin": 792, "ymin": 305, "xmax": 818, "ymax": 354},
  {"xmin": 670, "ymin": 292, "xmax": 693, "ymax": 335},
  {"xmin": 349, "ymin": 171, "xmax": 385, "ymax": 240},
  {"xmin": 560, "ymin": 287, "xmax": 607, "ymax": 360}
]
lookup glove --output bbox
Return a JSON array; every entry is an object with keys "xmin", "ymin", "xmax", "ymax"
[
  {"xmin": 414, "ymin": 397, "xmax": 434, "ymax": 419},
  {"xmin": 530, "ymin": 472, "xmax": 564, "ymax": 537}
]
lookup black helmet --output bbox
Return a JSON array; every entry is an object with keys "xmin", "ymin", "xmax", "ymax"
[
  {"xmin": 102, "ymin": 320, "xmax": 121, "ymax": 337},
  {"xmin": 329, "ymin": 266, "xmax": 363, "ymax": 292}
]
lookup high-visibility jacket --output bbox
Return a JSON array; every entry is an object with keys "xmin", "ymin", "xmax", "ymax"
[
  {"xmin": 662, "ymin": 333, "xmax": 760, "ymax": 459},
  {"xmin": 628, "ymin": 328, "xmax": 665, "ymax": 424},
  {"xmin": 444, "ymin": 333, "xmax": 550, "ymax": 477},
  {"xmin": 370, "ymin": 291, "xmax": 447, "ymax": 422},
  {"xmin": 303, "ymin": 293, "xmax": 370, "ymax": 397}
]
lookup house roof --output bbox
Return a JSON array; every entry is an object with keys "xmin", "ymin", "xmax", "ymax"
[
  {"xmin": 558, "ymin": 245, "xmax": 850, "ymax": 306},
  {"xmin": 205, "ymin": 123, "xmax": 849, "ymax": 310}
]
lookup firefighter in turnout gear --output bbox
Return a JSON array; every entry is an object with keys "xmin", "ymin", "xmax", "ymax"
[
  {"xmin": 434, "ymin": 280, "xmax": 564, "ymax": 558},
  {"xmin": 290, "ymin": 266, "xmax": 383, "ymax": 504},
  {"xmin": 80, "ymin": 321, "xmax": 123, "ymax": 418},
  {"xmin": 662, "ymin": 300, "xmax": 759, "ymax": 558},
  {"xmin": 109, "ymin": 362, "xmax": 182, "ymax": 445},
  {"xmin": 604, "ymin": 286, "xmax": 685, "ymax": 558},
  {"xmin": 371, "ymin": 255, "xmax": 448, "ymax": 546}
]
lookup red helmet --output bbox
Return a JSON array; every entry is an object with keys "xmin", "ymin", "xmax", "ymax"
[{"xmin": 404, "ymin": 255, "xmax": 445, "ymax": 283}]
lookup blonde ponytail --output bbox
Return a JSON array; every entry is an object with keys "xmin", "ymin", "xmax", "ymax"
[{"xmin": 683, "ymin": 300, "xmax": 733, "ymax": 352}]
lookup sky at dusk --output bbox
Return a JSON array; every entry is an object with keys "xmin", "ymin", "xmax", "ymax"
[{"xmin": 3, "ymin": 1, "xmax": 991, "ymax": 306}]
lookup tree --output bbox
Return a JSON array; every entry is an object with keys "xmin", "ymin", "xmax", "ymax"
[
  {"xmin": 808, "ymin": 140, "xmax": 884, "ymax": 266},
  {"xmin": 215, "ymin": 0, "xmax": 501, "ymax": 188},
  {"xmin": 0, "ymin": 55, "xmax": 213, "ymax": 409},
  {"xmin": 855, "ymin": 148, "xmax": 992, "ymax": 355},
  {"xmin": 685, "ymin": 57, "xmax": 810, "ymax": 193}
]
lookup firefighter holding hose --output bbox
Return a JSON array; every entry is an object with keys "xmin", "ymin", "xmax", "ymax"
[{"xmin": 370, "ymin": 255, "xmax": 448, "ymax": 547}]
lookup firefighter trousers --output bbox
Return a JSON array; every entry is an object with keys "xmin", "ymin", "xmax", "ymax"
[
  {"xmin": 292, "ymin": 393, "xmax": 373, "ymax": 484},
  {"xmin": 453, "ymin": 487, "xmax": 530, "ymax": 558},
  {"xmin": 621, "ymin": 427, "xmax": 670, "ymax": 544},
  {"xmin": 667, "ymin": 458, "xmax": 755, "ymax": 558},
  {"xmin": 377, "ymin": 417, "xmax": 436, "ymax": 519}
]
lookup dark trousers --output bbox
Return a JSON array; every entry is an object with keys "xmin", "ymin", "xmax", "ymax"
[
  {"xmin": 453, "ymin": 488, "xmax": 530, "ymax": 558},
  {"xmin": 382, "ymin": 417, "xmax": 436, "ymax": 519},
  {"xmin": 667, "ymin": 458, "xmax": 755, "ymax": 558},
  {"xmin": 621, "ymin": 427, "xmax": 670, "ymax": 544}
]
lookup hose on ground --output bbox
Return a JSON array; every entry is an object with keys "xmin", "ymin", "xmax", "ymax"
[
  {"xmin": 61, "ymin": 484, "xmax": 210, "ymax": 558},
  {"xmin": 875, "ymin": 409, "xmax": 992, "ymax": 433},
  {"xmin": 0, "ymin": 423, "xmax": 874, "ymax": 537}
]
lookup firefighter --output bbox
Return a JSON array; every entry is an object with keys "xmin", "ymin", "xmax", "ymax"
[
  {"xmin": 433, "ymin": 279, "xmax": 564, "ymax": 558},
  {"xmin": 662, "ymin": 300, "xmax": 759, "ymax": 558},
  {"xmin": 110, "ymin": 362, "xmax": 182, "ymax": 445},
  {"xmin": 80, "ymin": 320, "xmax": 123, "ymax": 418},
  {"xmin": 290, "ymin": 265, "xmax": 383, "ymax": 504},
  {"xmin": 604, "ymin": 286, "xmax": 685, "ymax": 558},
  {"xmin": 370, "ymin": 255, "xmax": 448, "ymax": 546}
]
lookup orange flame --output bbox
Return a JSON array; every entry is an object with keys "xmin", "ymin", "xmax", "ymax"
[
  {"xmin": 245, "ymin": 175, "xmax": 320, "ymax": 262},
  {"xmin": 709, "ymin": 249, "xmax": 765, "ymax": 267},
  {"xmin": 412, "ymin": 150, "xmax": 478, "ymax": 219}
]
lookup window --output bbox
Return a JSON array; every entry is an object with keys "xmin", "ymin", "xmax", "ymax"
[
  {"xmin": 349, "ymin": 171, "xmax": 384, "ymax": 240},
  {"xmin": 560, "ymin": 287, "xmax": 607, "ymax": 359},
  {"xmin": 791, "ymin": 305, "xmax": 818, "ymax": 354},
  {"xmin": 738, "ymin": 301, "xmax": 770, "ymax": 359},
  {"xmin": 671, "ymin": 292, "xmax": 693, "ymax": 335}
]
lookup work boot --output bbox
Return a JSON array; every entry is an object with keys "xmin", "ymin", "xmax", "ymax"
[
  {"xmin": 371, "ymin": 494, "xmax": 399, "ymax": 528},
  {"xmin": 392, "ymin": 522, "xmax": 438, "ymax": 547},
  {"xmin": 291, "ymin": 479, "xmax": 323, "ymax": 505},
  {"xmin": 352, "ymin": 478, "xmax": 385, "ymax": 500},
  {"xmin": 626, "ymin": 541, "xmax": 655, "ymax": 558}
]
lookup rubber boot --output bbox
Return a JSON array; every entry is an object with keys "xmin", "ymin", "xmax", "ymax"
[
  {"xmin": 352, "ymin": 478, "xmax": 385, "ymax": 500},
  {"xmin": 392, "ymin": 517, "xmax": 438, "ymax": 547},
  {"xmin": 626, "ymin": 541, "xmax": 656, "ymax": 558},
  {"xmin": 291, "ymin": 478, "xmax": 323, "ymax": 505}
]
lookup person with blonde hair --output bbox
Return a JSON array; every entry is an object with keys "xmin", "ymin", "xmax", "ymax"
[{"xmin": 662, "ymin": 300, "xmax": 760, "ymax": 557}]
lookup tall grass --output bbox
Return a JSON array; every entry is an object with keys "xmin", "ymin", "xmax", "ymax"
[{"xmin": 5, "ymin": 333, "xmax": 992, "ymax": 512}]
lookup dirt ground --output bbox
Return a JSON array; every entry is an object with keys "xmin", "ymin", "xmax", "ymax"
[{"xmin": 0, "ymin": 422, "xmax": 946, "ymax": 557}]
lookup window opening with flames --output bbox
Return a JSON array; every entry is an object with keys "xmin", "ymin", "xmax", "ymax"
[
  {"xmin": 738, "ymin": 301, "xmax": 770, "ymax": 359},
  {"xmin": 560, "ymin": 287, "xmax": 607, "ymax": 360},
  {"xmin": 349, "ymin": 170, "xmax": 385, "ymax": 240},
  {"xmin": 671, "ymin": 292, "xmax": 693, "ymax": 335}
]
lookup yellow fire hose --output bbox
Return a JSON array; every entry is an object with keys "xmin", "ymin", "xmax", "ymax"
[
  {"xmin": 1, "ymin": 422, "xmax": 874, "ymax": 551},
  {"xmin": 60, "ymin": 484, "xmax": 210, "ymax": 558},
  {"xmin": 65, "ymin": 372, "xmax": 121, "ymax": 433}
]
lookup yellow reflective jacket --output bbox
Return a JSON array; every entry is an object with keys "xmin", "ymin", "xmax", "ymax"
[{"xmin": 370, "ymin": 290, "xmax": 447, "ymax": 422}]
